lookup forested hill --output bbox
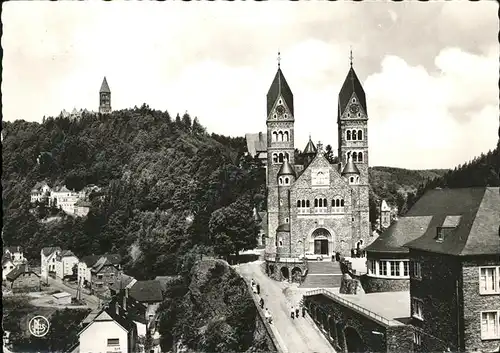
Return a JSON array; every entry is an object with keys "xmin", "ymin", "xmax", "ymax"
[{"xmin": 2, "ymin": 105, "xmax": 265, "ymax": 279}]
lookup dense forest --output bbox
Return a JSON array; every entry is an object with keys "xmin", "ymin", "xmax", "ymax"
[{"xmin": 2, "ymin": 105, "xmax": 265, "ymax": 279}]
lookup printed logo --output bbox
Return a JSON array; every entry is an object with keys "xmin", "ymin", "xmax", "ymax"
[{"xmin": 28, "ymin": 315, "xmax": 50, "ymax": 337}]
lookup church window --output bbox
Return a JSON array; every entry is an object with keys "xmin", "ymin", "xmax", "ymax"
[
  {"xmin": 352, "ymin": 152, "xmax": 358, "ymax": 162},
  {"xmin": 279, "ymin": 99, "xmax": 282, "ymax": 104},
  {"xmin": 306, "ymin": 200, "xmax": 310, "ymax": 207},
  {"xmin": 314, "ymin": 197, "xmax": 327, "ymax": 213},
  {"xmin": 273, "ymin": 153, "xmax": 278, "ymax": 163},
  {"xmin": 332, "ymin": 198, "xmax": 345, "ymax": 213},
  {"xmin": 272, "ymin": 131, "xmax": 278, "ymax": 142},
  {"xmin": 357, "ymin": 113, "xmax": 361, "ymax": 118},
  {"xmin": 278, "ymin": 153, "xmax": 284, "ymax": 163},
  {"xmin": 297, "ymin": 200, "xmax": 301, "ymax": 207},
  {"xmin": 298, "ymin": 199, "xmax": 309, "ymax": 214},
  {"xmin": 278, "ymin": 238, "xmax": 283, "ymax": 247},
  {"xmin": 285, "ymin": 152, "xmax": 290, "ymax": 161},
  {"xmin": 352, "ymin": 98, "xmax": 356, "ymax": 103},
  {"xmin": 341, "ymin": 199, "xmax": 344, "ymax": 207},
  {"xmin": 358, "ymin": 130, "xmax": 363, "ymax": 140},
  {"xmin": 279, "ymin": 177, "xmax": 283, "ymax": 185},
  {"xmin": 346, "ymin": 130, "xmax": 351, "ymax": 141},
  {"xmin": 273, "ymin": 114, "xmax": 277, "ymax": 119},
  {"xmin": 350, "ymin": 177, "xmax": 354, "ymax": 183},
  {"xmin": 358, "ymin": 152, "xmax": 363, "ymax": 162},
  {"xmin": 278, "ymin": 131, "xmax": 284, "ymax": 142},
  {"xmin": 284, "ymin": 114, "xmax": 288, "ymax": 119},
  {"xmin": 347, "ymin": 151, "xmax": 351, "ymax": 160},
  {"xmin": 347, "ymin": 113, "xmax": 351, "ymax": 118},
  {"xmin": 284, "ymin": 177, "xmax": 289, "ymax": 185},
  {"xmin": 352, "ymin": 130, "xmax": 357, "ymax": 140},
  {"xmin": 285, "ymin": 218, "xmax": 289, "ymax": 223},
  {"xmin": 284, "ymin": 131, "xmax": 289, "ymax": 142}
]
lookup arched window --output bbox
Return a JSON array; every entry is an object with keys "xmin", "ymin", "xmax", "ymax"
[
  {"xmin": 279, "ymin": 131, "xmax": 284, "ymax": 142},
  {"xmin": 314, "ymin": 199, "xmax": 318, "ymax": 207},
  {"xmin": 297, "ymin": 200, "xmax": 301, "ymax": 207},
  {"xmin": 306, "ymin": 200, "xmax": 310, "ymax": 207},
  {"xmin": 350, "ymin": 177, "xmax": 354, "ymax": 183},
  {"xmin": 285, "ymin": 152, "xmax": 290, "ymax": 161},
  {"xmin": 358, "ymin": 130, "xmax": 363, "ymax": 140},
  {"xmin": 273, "ymin": 153, "xmax": 278, "ymax": 163},
  {"xmin": 285, "ymin": 114, "xmax": 288, "ymax": 119},
  {"xmin": 347, "ymin": 151, "xmax": 351, "ymax": 160},
  {"xmin": 301, "ymin": 200, "xmax": 305, "ymax": 207},
  {"xmin": 278, "ymin": 153, "xmax": 284, "ymax": 163},
  {"xmin": 323, "ymin": 198, "xmax": 327, "ymax": 207},
  {"xmin": 352, "ymin": 130, "xmax": 357, "ymax": 140},
  {"xmin": 273, "ymin": 114, "xmax": 277, "ymax": 119},
  {"xmin": 358, "ymin": 152, "xmax": 363, "ymax": 162},
  {"xmin": 341, "ymin": 199, "xmax": 344, "ymax": 206},
  {"xmin": 314, "ymin": 197, "xmax": 327, "ymax": 213},
  {"xmin": 272, "ymin": 131, "xmax": 278, "ymax": 142},
  {"xmin": 332, "ymin": 198, "xmax": 345, "ymax": 213},
  {"xmin": 278, "ymin": 177, "xmax": 283, "ymax": 185},
  {"xmin": 284, "ymin": 177, "xmax": 289, "ymax": 185},
  {"xmin": 352, "ymin": 152, "xmax": 358, "ymax": 162},
  {"xmin": 347, "ymin": 130, "xmax": 351, "ymax": 141},
  {"xmin": 284, "ymin": 131, "xmax": 289, "ymax": 141},
  {"xmin": 285, "ymin": 218, "xmax": 289, "ymax": 223},
  {"xmin": 336, "ymin": 199, "xmax": 340, "ymax": 207}
]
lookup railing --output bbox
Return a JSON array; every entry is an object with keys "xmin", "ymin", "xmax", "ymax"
[
  {"xmin": 304, "ymin": 288, "xmax": 392, "ymax": 326},
  {"xmin": 264, "ymin": 253, "xmax": 306, "ymax": 264}
]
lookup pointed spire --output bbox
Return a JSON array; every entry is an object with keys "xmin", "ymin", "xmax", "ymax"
[
  {"xmin": 100, "ymin": 77, "xmax": 111, "ymax": 93},
  {"xmin": 338, "ymin": 61, "xmax": 366, "ymax": 118},
  {"xmin": 342, "ymin": 156, "xmax": 360, "ymax": 175},
  {"xmin": 349, "ymin": 46, "xmax": 353, "ymax": 68},
  {"xmin": 303, "ymin": 136, "xmax": 317, "ymax": 155},
  {"xmin": 278, "ymin": 158, "xmax": 296, "ymax": 177},
  {"xmin": 267, "ymin": 52, "xmax": 294, "ymax": 116}
]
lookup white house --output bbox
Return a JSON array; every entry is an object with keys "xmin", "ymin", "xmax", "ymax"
[
  {"xmin": 41, "ymin": 247, "xmax": 61, "ymax": 279},
  {"xmin": 2, "ymin": 257, "xmax": 15, "ymax": 281},
  {"xmin": 55, "ymin": 250, "xmax": 79, "ymax": 279},
  {"xmin": 3, "ymin": 247, "xmax": 27, "ymax": 265},
  {"xmin": 78, "ymin": 302, "xmax": 137, "ymax": 353},
  {"xmin": 51, "ymin": 186, "xmax": 80, "ymax": 214},
  {"xmin": 74, "ymin": 199, "xmax": 91, "ymax": 217},
  {"xmin": 30, "ymin": 182, "xmax": 52, "ymax": 204}
]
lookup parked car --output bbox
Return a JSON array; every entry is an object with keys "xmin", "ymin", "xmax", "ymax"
[{"xmin": 299, "ymin": 252, "xmax": 324, "ymax": 261}]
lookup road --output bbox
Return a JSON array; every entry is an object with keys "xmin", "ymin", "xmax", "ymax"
[
  {"xmin": 235, "ymin": 261, "xmax": 336, "ymax": 353},
  {"xmin": 46, "ymin": 277, "xmax": 100, "ymax": 310}
]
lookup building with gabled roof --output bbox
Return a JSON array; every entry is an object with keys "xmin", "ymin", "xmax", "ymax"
[
  {"xmin": 6, "ymin": 265, "xmax": 41, "ymax": 293},
  {"xmin": 55, "ymin": 249, "xmax": 79, "ymax": 280},
  {"xmin": 41, "ymin": 246, "xmax": 62, "ymax": 279},
  {"xmin": 78, "ymin": 254, "xmax": 122, "ymax": 295},
  {"xmin": 259, "ymin": 56, "xmax": 370, "ymax": 285}
]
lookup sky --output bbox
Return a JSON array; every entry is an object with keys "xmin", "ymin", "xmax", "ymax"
[{"xmin": 2, "ymin": 1, "xmax": 499, "ymax": 169}]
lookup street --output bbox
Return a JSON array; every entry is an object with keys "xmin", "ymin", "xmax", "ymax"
[
  {"xmin": 235, "ymin": 261, "xmax": 336, "ymax": 353},
  {"xmin": 46, "ymin": 277, "xmax": 100, "ymax": 310}
]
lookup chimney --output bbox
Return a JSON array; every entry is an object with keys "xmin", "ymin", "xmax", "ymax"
[{"xmin": 123, "ymin": 289, "xmax": 127, "ymax": 311}]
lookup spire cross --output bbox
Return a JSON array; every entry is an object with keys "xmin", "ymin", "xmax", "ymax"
[
  {"xmin": 317, "ymin": 141, "xmax": 323, "ymax": 152},
  {"xmin": 277, "ymin": 51, "xmax": 281, "ymax": 67},
  {"xmin": 349, "ymin": 46, "xmax": 353, "ymax": 67}
]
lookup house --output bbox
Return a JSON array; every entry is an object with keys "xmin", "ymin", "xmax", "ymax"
[
  {"xmin": 6, "ymin": 265, "xmax": 41, "ymax": 293},
  {"xmin": 41, "ymin": 247, "xmax": 62, "ymax": 279},
  {"xmin": 30, "ymin": 182, "xmax": 52, "ymax": 204},
  {"xmin": 74, "ymin": 199, "xmax": 91, "ymax": 217},
  {"xmin": 303, "ymin": 187, "xmax": 500, "ymax": 353},
  {"xmin": 404, "ymin": 187, "xmax": 500, "ymax": 352},
  {"xmin": 51, "ymin": 185, "xmax": 80, "ymax": 214},
  {"xmin": 128, "ymin": 280, "xmax": 165, "ymax": 323},
  {"xmin": 78, "ymin": 254, "xmax": 122, "ymax": 293},
  {"xmin": 2, "ymin": 257, "xmax": 15, "ymax": 281},
  {"xmin": 55, "ymin": 250, "xmax": 79, "ymax": 280},
  {"xmin": 109, "ymin": 274, "xmax": 137, "ymax": 297},
  {"xmin": 380, "ymin": 200, "xmax": 392, "ymax": 229},
  {"xmin": 78, "ymin": 297, "xmax": 137, "ymax": 353},
  {"xmin": 4, "ymin": 246, "xmax": 27, "ymax": 265},
  {"xmin": 245, "ymin": 132, "xmax": 268, "ymax": 167}
]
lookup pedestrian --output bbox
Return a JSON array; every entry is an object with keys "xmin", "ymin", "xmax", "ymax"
[
  {"xmin": 302, "ymin": 305, "xmax": 306, "ymax": 317},
  {"xmin": 332, "ymin": 253, "xmax": 335, "ymax": 262},
  {"xmin": 290, "ymin": 306, "xmax": 295, "ymax": 319},
  {"xmin": 295, "ymin": 307, "xmax": 299, "ymax": 318},
  {"xmin": 265, "ymin": 308, "xmax": 272, "ymax": 324},
  {"xmin": 260, "ymin": 297, "xmax": 264, "ymax": 309},
  {"xmin": 256, "ymin": 283, "xmax": 260, "ymax": 294},
  {"xmin": 251, "ymin": 278, "xmax": 255, "ymax": 287}
]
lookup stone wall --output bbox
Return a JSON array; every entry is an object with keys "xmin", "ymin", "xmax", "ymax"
[
  {"xmin": 265, "ymin": 261, "xmax": 307, "ymax": 283},
  {"xmin": 361, "ymin": 276, "xmax": 409, "ymax": 293},
  {"xmin": 304, "ymin": 292, "xmax": 413, "ymax": 353},
  {"xmin": 461, "ymin": 256, "xmax": 500, "ymax": 352},
  {"xmin": 410, "ymin": 249, "xmax": 461, "ymax": 352}
]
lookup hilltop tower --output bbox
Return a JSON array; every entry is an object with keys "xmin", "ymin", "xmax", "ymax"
[
  {"xmin": 265, "ymin": 54, "xmax": 295, "ymax": 255},
  {"xmin": 337, "ymin": 57, "xmax": 370, "ymax": 242},
  {"xmin": 99, "ymin": 77, "xmax": 112, "ymax": 114}
]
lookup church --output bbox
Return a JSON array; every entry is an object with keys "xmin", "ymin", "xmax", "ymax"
[{"xmin": 258, "ymin": 56, "xmax": 371, "ymax": 264}]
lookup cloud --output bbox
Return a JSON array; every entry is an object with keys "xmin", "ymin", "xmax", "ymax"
[{"xmin": 1, "ymin": 1, "xmax": 498, "ymax": 169}]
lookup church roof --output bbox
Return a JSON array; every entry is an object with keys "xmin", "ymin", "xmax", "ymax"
[
  {"xmin": 278, "ymin": 159, "xmax": 296, "ymax": 177},
  {"xmin": 267, "ymin": 67, "xmax": 294, "ymax": 116},
  {"xmin": 100, "ymin": 77, "xmax": 111, "ymax": 93},
  {"xmin": 341, "ymin": 157, "xmax": 360, "ymax": 175},
  {"xmin": 276, "ymin": 224, "xmax": 290, "ymax": 232},
  {"xmin": 338, "ymin": 66, "xmax": 366, "ymax": 118},
  {"xmin": 303, "ymin": 137, "xmax": 317, "ymax": 155}
]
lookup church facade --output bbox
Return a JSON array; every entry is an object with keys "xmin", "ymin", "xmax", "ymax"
[{"xmin": 264, "ymin": 61, "xmax": 370, "ymax": 261}]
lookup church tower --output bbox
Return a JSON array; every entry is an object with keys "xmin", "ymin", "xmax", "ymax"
[
  {"xmin": 99, "ymin": 77, "xmax": 112, "ymax": 114},
  {"xmin": 338, "ymin": 54, "xmax": 370, "ymax": 243},
  {"xmin": 266, "ymin": 54, "xmax": 295, "ymax": 254}
]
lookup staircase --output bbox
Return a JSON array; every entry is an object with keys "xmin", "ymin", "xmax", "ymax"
[{"xmin": 300, "ymin": 261, "xmax": 343, "ymax": 288}]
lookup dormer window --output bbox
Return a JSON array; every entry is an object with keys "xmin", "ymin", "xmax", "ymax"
[{"xmin": 435, "ymin": 216, "xmax": 461, "ymax": 242}]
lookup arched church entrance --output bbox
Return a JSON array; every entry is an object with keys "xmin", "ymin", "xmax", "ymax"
[
  {"xmin": 280, "ymin": 267, "xmax": 289, "ymax": 280},
  {"xmin": 344, "ymin": 326, "xmax": 366, "ymax": 353},
  {"xmin": 311, "ymin": 228, "xmax": 332, "ymax": 256}
]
